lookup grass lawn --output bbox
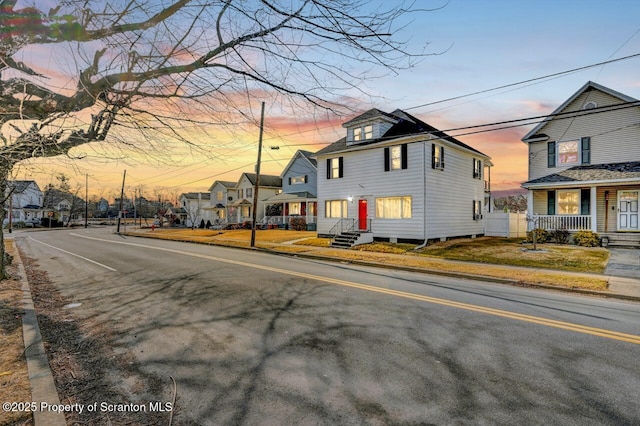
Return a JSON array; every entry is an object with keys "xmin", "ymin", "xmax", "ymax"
[
  {"xmin": 368, "ymin": 237, "xmax": 609, "ymax": 274},
  {"xmin": 133, "ymin": 228, "xmax": 317, "ymax": 245}
]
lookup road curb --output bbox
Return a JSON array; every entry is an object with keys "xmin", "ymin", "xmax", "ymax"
[
  {"xmin": 122, "ymin": 232, "xmax": 640, "ymax": 303},
  {"xmin": 12, "ymin": 242, "xmax": 67, "ymax": 426}
]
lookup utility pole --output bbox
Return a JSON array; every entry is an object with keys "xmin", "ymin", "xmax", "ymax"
[
  {"xmin": 116, "ymin": 170, "xmax": 126, "ymax": 233},
  {"xmin": 84, "ymin": 174, "xmax": 88, "ymax": 228},
  {"xmin": 250, "ymin": 102, "xmax": 266, "ymax": 248}
]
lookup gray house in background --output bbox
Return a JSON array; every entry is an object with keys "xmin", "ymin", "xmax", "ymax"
[{"xmin": 263, "ymin": 150, "xmax": 318, "ymax": 227}]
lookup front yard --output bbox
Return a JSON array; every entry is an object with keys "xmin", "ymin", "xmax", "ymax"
[
  {"xmin": 354, "ymin": 237, "xmax": 609, "ymax": 274},
  {"xmin": 128, "ymin": 229, "xmax": 610, "ymax": 290}
]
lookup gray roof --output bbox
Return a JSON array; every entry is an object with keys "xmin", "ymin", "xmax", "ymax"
[
  {"xmin": 316, "ymin": 109, "xmax": 489, "ymax": 158},
  {"xmin": 523, "ymin": 161, "xmax": 640, "ymax": 187},
  {"xmin": 181, "ymin": 192, "xmax": 211, "ymax": 200},
  {"xmin": 263, "ymin": 191, "xmax": 317, "ymax": 203},
  {"xmin": 342, "ymin": 108, "xmax": 397, "ymax": 127},
  {"xmin": 243, "ymin": 173, "xmax": 282, "ymax": 187},
  {"xmin": 7, "ymin": 180, "xmax": 39, "ymax": 193},
  {"xmin": 208, "ymin": 180, "xmax": 236, "ymax": 191}
]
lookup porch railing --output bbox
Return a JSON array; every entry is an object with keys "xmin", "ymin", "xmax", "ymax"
[
  {"xmin": 532, "ymin": 215, "xmax": 592, "ymax": 231},
  {"xmin": 262, "ymin": 215, "xmax": 318, "ymax": 226},
  {"xmin": 328, "ymin": 218, "xmax": 355, "ymax": 237}
]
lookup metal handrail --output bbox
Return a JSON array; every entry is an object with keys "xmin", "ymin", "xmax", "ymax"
[{"xmin": 328, "ymin": 218, "xmax": 355, "ymax": 237}]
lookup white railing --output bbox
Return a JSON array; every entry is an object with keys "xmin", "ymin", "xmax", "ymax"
[
  {"xmin": 263, "ymin": 215, "xmax": 317, "ymax": 225},
  {"xmin": 532, "ymin": 215, "xmax": 591, "ymax": 231}
]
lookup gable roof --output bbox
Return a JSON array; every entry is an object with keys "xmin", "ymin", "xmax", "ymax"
[
  {"xmin": 208, "ymin": 180, "xmax": 236, "ymax": 191},
  {"xmin": 522, "ymin": 81, "xmax": 639, "ymax": 142},
  {"xmin": 316, "ymin": 109, "xmax": 489, "ymax": 158},
  {"xmin": 181, "ymin": 192, "xmax": 211, "ymax": 201},
  {"xmin": 241, "ymin": 173, "xmax": 282, "ymax": 188},
  {"xmin": 280, "ymin": 150, "xmax": 317, "ymax": 179},
  {"xmin": 522, "ymin": 161, "xmax": 640, "ymax": 187},
  {"xmin": 342, "ymin": 108, "xmax": 398, "ymax": 127},
  {"xmin": 7, "ymin": 180, "xmax": 40, "ymax": 194}
]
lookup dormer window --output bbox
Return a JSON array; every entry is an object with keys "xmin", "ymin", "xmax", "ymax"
[{"xmin": 354, "ymin": 125, "xmax": 373, "ymax": 141}]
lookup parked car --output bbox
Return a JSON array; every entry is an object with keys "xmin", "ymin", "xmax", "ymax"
[{"xmin": 25, "ymin": 218, "xmax": 42, "ymax": 228}]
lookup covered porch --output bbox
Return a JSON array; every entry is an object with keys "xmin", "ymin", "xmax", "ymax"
[{"xmin": 262, "ymin": 191, "xmax": 318, "ymax": 230}]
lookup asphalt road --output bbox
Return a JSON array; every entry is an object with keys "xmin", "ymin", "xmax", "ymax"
[{"xmin": 15, "ymin": 227, "xmax": 640, "ymax": 425}]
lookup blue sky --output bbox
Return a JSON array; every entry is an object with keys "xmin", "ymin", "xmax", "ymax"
[{"xmin": 14, "ymin": 0, "xmax": 640, "ymax": 199}]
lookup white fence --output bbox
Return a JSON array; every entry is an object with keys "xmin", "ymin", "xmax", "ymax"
[{"xmin": 485, "ymin": 212, "xmax": 527, "ymax": 238}]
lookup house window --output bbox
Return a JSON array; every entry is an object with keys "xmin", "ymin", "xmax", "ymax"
[
  {"xmin": 384, "ymin": 144, "xmax": 408, "ymax": 171},
  {"xmin": 473, "ymin": 159, "xmax": 482, "ymax": 179},
  {"xmin": 325, "ymin": 200, "xmax": 348, "ymax": 218},
  {"xmin": 557, "ymin": 190, "xmax": 580, "ymax": 215},
  {"xmin": 241, "ymin": 205, "xmax": 250, "ymax": 217},
  {"xmin": 558, "ymin": 140, "xmax": 579, "ymax": 165},
  {"xmin": 239, "ymin": 189, "xmax": 244, "ymax": 198},
  {"xmin": 432, "ymin": 144, "xmax": 444, "ymax": 170},
  {"xmin": 246, "ymin": 187, "xmax": 253, "ymax": 198},
  {"xmin": 375, "ymin": 196, "xmax": 412, "ymax": 219},
  {"xmin": 217, "ymin": 191, "xmax": 224, "ymax": 201},
  {"xmin": 290, "ymin": 175, "xmax": 307, "ymax": 184},
  {"xmin": 551, "ymin": 137, "xmax": 591, "ymax": 167},
  {"xmin": 218, "ymin": 209, "xmax": 226, "ymax": 219},
  {"xmin": 354, "ymin": 125, "xmax": 373, "ymax": 141},
  {"xmin": 473, "ymin": 200, "xmax": 483, "ymax": 220},
  {"xmin": 289, "ymin": 202, "xmax": 301, "ymax": 215},
  {"xmin": 326, "ymin": 157, "xmax": 343, "ymax": 179}
]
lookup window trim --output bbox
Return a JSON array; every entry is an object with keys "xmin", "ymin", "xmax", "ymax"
[
  {"xmin": 473, "ymin": 200, "xmax": 483, "ymax": 220},
  {"xmin": 354, "ymin": 124, "xmax": 373, "ymax": 141},
  {"xmin": 432, "ymin": 144, "xmax": 444, "ymax": 170},
  {"xmin": 556, "ymin": 189, "xmax": 580, "ymax": 215},
  {"xmin": 326, "ymin": 157, "xmax": 344, "ymax": 179},
  {"xmin": 473, "ymin": 158, "xmax": 482, "ymax": 179}
]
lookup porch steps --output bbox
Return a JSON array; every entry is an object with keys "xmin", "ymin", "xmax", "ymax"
[
  {"xmin": 601, "ymin": 233, "xmax": 640, "ymax": 248},
  {"xmin": 330, "ymin": 231, "xmax": 373, "ymax": 249}
]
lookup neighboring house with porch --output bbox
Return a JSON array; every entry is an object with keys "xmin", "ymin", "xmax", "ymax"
[
  {"xmin": 521, "ymin": 81, "xmax": 640, "ymax": 246},
  {"xmin": 228, "ymin": 173, "xmax": 282, "ymax": 224},
  {"xmin": 179, "ymin": 192, "xmax": 211, "ymax": 228},
  {"xmin": 208, "ymin": 180, "xmax": 237, "ymax": 225},
  {"xmin": 262, "ymin": 150, "xmax": 318, "ymax": 229},
  {"xmin": 3, "ymin": 180, "xmax": 44, "ymax": 224},
  {"xmin": 315, "ymin": 108, "xmax": 492, "ymax": 246}
]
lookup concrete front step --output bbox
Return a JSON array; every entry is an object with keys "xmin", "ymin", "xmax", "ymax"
[{"xmin": 601, "ymin": 233, "xmax": 640, "ymax": 248}]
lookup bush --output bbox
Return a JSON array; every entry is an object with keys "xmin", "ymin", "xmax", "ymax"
[
  {"xmin": 573, "ymin": 230, "xmax": 600, "ymax": 247},
  {"xmin": 290, "ymin": 216, "xmax": 307, "ymax": 231},
  {"xmin": 526, "ymin": 228, "xmax": 548, "ymax": 244},
  {"xmin": 199, "ymin": 219, "xmax": 205, "ymax": 229},
  {"xmin": 551, "ymin": 229, "xmax": 570, "ymax": 244}
]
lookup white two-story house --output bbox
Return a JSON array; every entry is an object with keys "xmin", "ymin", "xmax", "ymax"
[
  {"xmin": 4, "ymin": 180, "xmax": 44, "ymax": 224},
  {"xmin": 521, "ymin": 81, "xmax": 640, "ymax": 245},
  {"xmin": 229, "ymin": 173, "xmax": 282, "ymax": 224},
  {"xmin": 315, "ymin": 108, "xmax": 492, "ymax": 245}
]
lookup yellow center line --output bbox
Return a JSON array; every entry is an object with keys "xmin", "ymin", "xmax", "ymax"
[{"xmin": 70, "ymin": 232, "xmax": 640, "ymax": 345}]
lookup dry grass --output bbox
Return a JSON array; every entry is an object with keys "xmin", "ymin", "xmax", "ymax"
[
  {"xmin": 134, "ymin": 228, "xmax": 316, "ymax": 244},
  {"xmin": 304, "ymin": 248, "xmax": 608, "ymax": 291},
  {"xmin": 0, "ymin": 241, "xmax": 33, "ymax": 425},
  {"xmin": 293, "ymin": 237, "xmax": 331, "ymax": 247},
  {"xmin": 415, "ymin": 237, "xmax": 609, "ymax": 274}
]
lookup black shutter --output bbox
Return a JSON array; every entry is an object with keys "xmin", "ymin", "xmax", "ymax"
[
  {"xmin": 304, "ymin": 175, "xmax": 308, "ymax": 183},
  {"xmin": 326, "ymin": 159, "xmax": 331, "ymax": 179},
  {"xmin": 472, "ymin": 200, "xmax": 476, "ymax": 220},
  {"xmin": 548, "ymin": 142, "xmax": 556, "ymax": 168},
  {"xmin": 581, "ymin": 188, "xmax": 590, "ymax": 215},
  {"xmin": 581, "ymin": 137, "xmax": 591, "ymax": 165},
  {"xmin": 338, "ymin": 157, "xmax": 343, "ymax": 178},
  {"xmin": 431, "ymin": 144, "xmax": 436, "ymax": 168},
  {"xmin": 441, "ymin": 147, "xmax": 445, "ymax": 169},
  {"xmin": 547, "ymin": 190, "xmax": 556, "ymax": 215},
  {"xmin": 401, "ymin": 144, "xmax": 408, "ymax": 169},
  {"xmin": 384, "ymin": 147, "xmax": 390, "ymax": 171}
]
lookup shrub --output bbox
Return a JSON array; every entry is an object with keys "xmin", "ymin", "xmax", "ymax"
[
  {"xmin": 526, "ymin": 228, "xmax": 548, "ymax": 244},
  {"xmin": 573, "ymin": 230, "xmax": 600, "ymax": 247},
  {"xmin": 290, "ymin": 216, "xmax": 307, "ymax": 231},
  {"xmin": 551, "ymin": 228, "xmax": 570, "ymax": 244},
  {"xmin": 199, "ymin": 219, "xmax": 205, "ymax": 229}
]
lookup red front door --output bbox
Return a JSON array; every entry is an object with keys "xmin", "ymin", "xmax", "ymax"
[{"xmin": 358, "ymin": 199, "xmax": 368, "ymax": 230}]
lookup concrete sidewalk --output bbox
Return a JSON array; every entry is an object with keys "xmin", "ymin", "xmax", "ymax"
[{"xmin": 604, "ymin": 248, "xmax": 640, "ymax": 299}]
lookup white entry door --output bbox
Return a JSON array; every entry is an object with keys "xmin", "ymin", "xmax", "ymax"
[{"xmin": 618, "ymin": 191, "xmax": 639, "ymax": 230}]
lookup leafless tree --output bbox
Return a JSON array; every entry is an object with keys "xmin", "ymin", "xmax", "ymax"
[{"xmin": 0, "ymin": 0, "xmax": 436, "ymax": 277}]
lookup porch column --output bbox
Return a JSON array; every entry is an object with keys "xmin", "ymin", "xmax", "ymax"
[
  {"xmin": 527, "ymin": 189, "xmax": 534, "ymax": 230},
  {"xmin": 590, "ymin": 186, "xmax": 597, "ymax": 232}
]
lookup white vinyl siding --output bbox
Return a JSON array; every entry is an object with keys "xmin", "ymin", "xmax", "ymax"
[
  {"xmin": 317, "ymin": 140, "xmax": 487, "ymax": 239},
  {"xmin": 528, "ymin": 90, "xmax": 640, "ymax": 181}
]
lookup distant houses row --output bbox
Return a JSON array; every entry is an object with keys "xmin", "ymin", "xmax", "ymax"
[{"xmin": 5, "ymin": 81, "xmax": 640, "ymax": 247}]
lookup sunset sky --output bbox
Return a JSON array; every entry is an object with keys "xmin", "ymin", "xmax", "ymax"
[{"xmin": 12, "ymin": 0, "xmax": 640, "ymax": 202}]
